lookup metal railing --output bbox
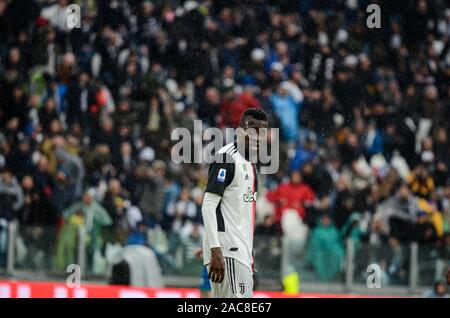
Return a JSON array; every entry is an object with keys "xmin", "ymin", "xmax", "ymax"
[
  {"xmin": 0, "ymin": 221, "xmax": 17, "ymax": 274},
  {"xmin": 77, "ymin": 226, "xmax": 86, "ymax": 279},
  {"xmin": 344, "ymin": 239, "xmax": 449, "ymax": 292},
  {"xmin": 3, "ymin": 222, "xmax": 85, "ymax": 277},
  {"xmin": 0, "ymin": 220, "xmax": 11, "ymax": 272},
  {"xmin": 2, "ymin": 221, "xmax": 449, "ymax": 294},
  {"xmin": 6, "ymin": 221, "xmax": 17, "ymax": 275}
]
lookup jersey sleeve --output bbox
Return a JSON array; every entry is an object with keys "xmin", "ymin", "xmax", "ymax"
[{"xmin": 205, "ymin": 155, "xmax": 235, "ymax": 196}]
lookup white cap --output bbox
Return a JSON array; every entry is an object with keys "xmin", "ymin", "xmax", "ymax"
[
  {"xmin": 86, "ymin": 188, "xmax": 96, "ymax": 197},
  {"xmin": 184, "ymin": 1, "xmax": 198, "ymax": 11},
  {"xmin": 335, "ymin": 29, "xmax": 349, "ymax": 43},
  {"xmin": 318, "ymin": 31, "xmax": 329, "ymax": 46},
  {"xmin": 359, "ymin": 53, "xmax": 369, "ymax": 62},
  {"xmin": 280, "ymin": 81, "xmax": 291, "ymax": 91},
  {"xmin": 271, "ymin": 62, "xmax": 284, "ymax": 72},
  {"xmin": 344, "ymin": 55, "xmax": 358, "ymax": 67},
  {"xmin": 139, "ymin": 147, "xmax": 155, "ymax": 162},
  {"xmin": 251, "ymin": 48, "xmax": 266, "ymax": 62},
  {"xmin": 333, "ymin": 113, "xmax": 345, "ymax": 127}
]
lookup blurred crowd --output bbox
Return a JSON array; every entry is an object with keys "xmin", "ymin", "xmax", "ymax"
[{"xmin": 0, "ymin": 0, "xmax": 450, "ymax": 282}]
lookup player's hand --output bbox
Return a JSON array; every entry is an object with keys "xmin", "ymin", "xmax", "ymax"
[{"xmin": 209, "ymin": 247, "xmax": 225, "ymax": 283}]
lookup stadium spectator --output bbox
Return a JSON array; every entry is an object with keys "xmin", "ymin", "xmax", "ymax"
[
  {"xmin": 56, "ymin": 189, "xmax": 112, "ymax": 270},
  {"xmin": 266, "ymin": 170, "xmax": 315, "ymax": 223},
  {"xmin": 166, "ymin": 187, "xmax": 198, "ymax": 255},
  {"xmin": 102, "ymin": 178, "xmax": 130, "ymax": 240},
  {"xmin": 305, "ymin": 214, "xmax": 345, "ymax": 281},
  {"xmin": 0, "ymin": 168, "xmax": 24, "ymax": 222},
  {"xmin": 422, "ymin": 280, "xmax": 449, "ymax": 298}
]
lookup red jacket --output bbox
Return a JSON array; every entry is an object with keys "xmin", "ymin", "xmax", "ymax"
[
  {"xmin": 266, "ymin": 182, "xmax": 316, "ymax": 223},
  {"xmin": 220, "ymin": 92, "xmax": 261, "ymax": 128}
]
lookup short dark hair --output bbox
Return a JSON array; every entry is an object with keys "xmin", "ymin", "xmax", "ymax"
[
  {"xmin": 110, "ymin": 260, "xmax": 130, "ymax": 285},
  {"xmin": 0, "ymin": 167, "xmax": 13, "ymax": 175},
  {"xmin": 239, "ymin": 108, "xmax": 268, "ymax": 126}
]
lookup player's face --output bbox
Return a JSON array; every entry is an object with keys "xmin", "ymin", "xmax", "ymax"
[{"xmin": 241, "ymin": 117, "xmax": 268, "ymax": 157}]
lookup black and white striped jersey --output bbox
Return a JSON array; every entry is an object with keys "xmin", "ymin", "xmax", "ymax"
[{"xmin": 202, "ymin": 142, "xmax": 258, "ymax": 271}]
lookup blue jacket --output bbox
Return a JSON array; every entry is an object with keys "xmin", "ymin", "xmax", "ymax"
[{"xmin": 270, "ymin": 93, "xmax": 302, "ymax": 142}]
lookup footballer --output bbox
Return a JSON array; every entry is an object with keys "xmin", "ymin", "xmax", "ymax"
[{"xmin": 201, "ymin": 108, "xmax": 268, "ymax": 298}]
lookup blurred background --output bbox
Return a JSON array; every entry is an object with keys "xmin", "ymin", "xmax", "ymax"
[{"xmin": 0, "ymin": 0, "xmax": 450, "ymax": 298}]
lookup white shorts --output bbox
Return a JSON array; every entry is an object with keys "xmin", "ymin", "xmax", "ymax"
[{"xmin": 207, "ymin": 257, "xmax": 253, "ymax": 298}]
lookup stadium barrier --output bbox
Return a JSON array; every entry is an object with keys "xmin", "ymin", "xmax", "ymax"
[
  {"xmin": 4, "ymin": 221, "xmax": 447, "ymax": 294},
  {"xmin": 0, "ymin": 281, "xmax": 399, "ymax": 298}
]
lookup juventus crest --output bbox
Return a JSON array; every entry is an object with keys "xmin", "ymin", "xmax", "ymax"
[{"xmin": 238, "ymin": 283, "xmax": 245, "ymax": 295}]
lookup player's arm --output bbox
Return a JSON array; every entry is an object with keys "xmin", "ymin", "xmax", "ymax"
[
  {"xmin": 202, "ymin": 156, "xmax": 234, "ymax": 283},
  {"xmin": 202, "ymin": 192, "xmax": 224, "ymax": 283}
]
